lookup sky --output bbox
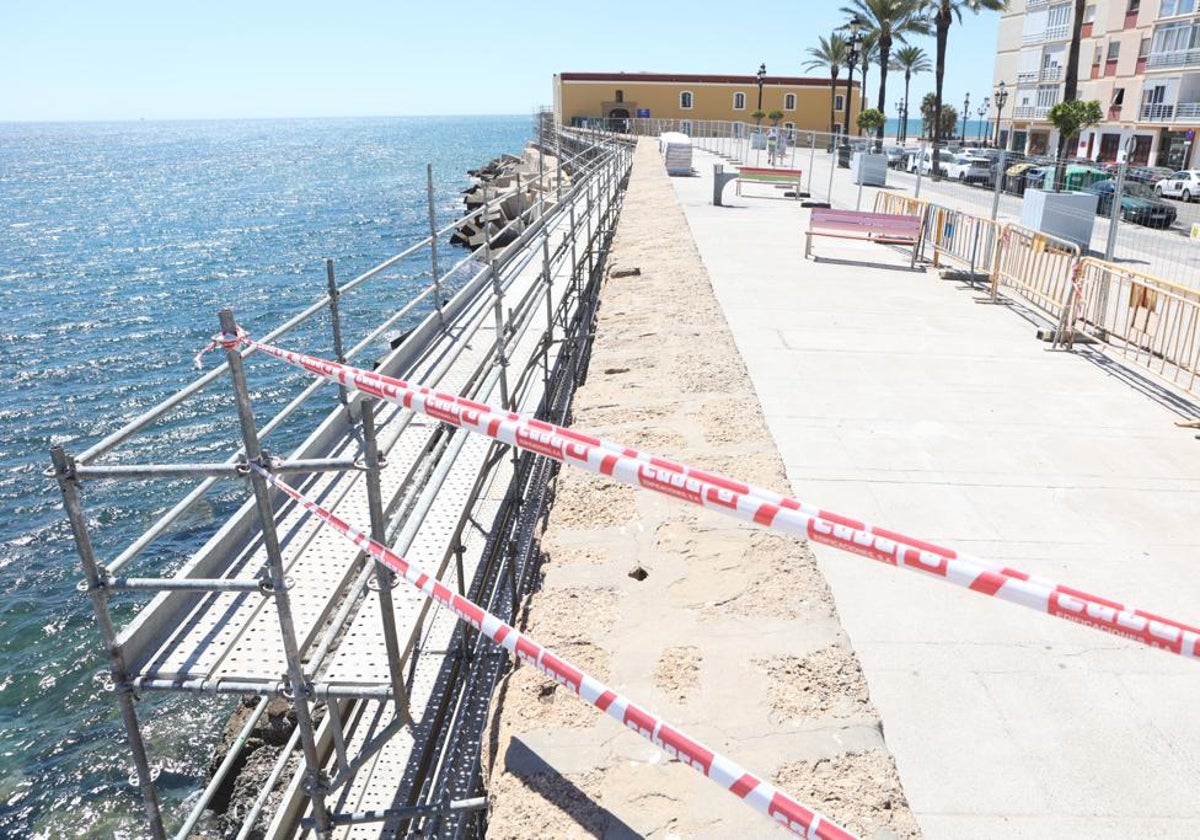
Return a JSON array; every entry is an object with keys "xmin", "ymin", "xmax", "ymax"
[{"xmin": 0, "ymin": 1, "xmax": 1003, "ymax": 122}]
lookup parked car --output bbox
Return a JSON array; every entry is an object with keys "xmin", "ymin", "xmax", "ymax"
[
  {"xmin": 945, "ymin": 153, "xmax": 994, "ymax": 185},
  {"xmin": 1126, "ymin": 165, "xmax": 1174, "ymax": 185},
  {"xmin": 1083, "ymin": 180, "xmax": 1178, "ymax": 228},
  {"xmin": 883, "ymin": 145, "xmax": 907, "ymax": 168},
  {"xmin": 1154, "ymin": 170, "xmax": 1200, "ymax": 202},
  {"xmin": 905, "ymin": 147, "xmax": 948, "ymax": 176},
  {"xmin": 1003, "ymin": 158, "xmax": 1053, "ymax": 195}
]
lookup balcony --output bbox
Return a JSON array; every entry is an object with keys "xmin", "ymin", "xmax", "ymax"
[
  {"xmin": 1040, "ymin": 65, "xmax": 1064, "ymax": 81},
  {"xmin": 1045, "ymin": 22, "xmax": 1071, "ymax": 41},
  {"xmin": 1140, "ymin": 101, "xmax": 1200, "ymax": 121},
  {"xmin": 1017, "ymin": 70, "xmax": 1039, "ymax": 84},
  {"xmin": 1013, "ymin": 105, "xmax": 1053, "ymax": 120},
  {"xmin": 1027, "ymin": 0, "xmax": 1049, "ymax": 7},
  {"xmin": 1022, "ymin": 30, "xmax": 1047, "ymax": 45},
  {"xmin": 1147, "ymin": 48, "xmax": 1200, "ymax": 69}
]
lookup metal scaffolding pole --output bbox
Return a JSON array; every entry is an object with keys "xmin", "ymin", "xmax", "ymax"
[
  {"xmin": 215, "ymin": 307, "xmax": 333, "ymax": 835},
  {"xmin": 49, "ymin": 445, "xmax": 167, "ymax": 840}
]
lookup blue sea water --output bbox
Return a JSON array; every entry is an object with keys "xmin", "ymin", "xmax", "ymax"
[
  {"xmin": 0, "ymin": 115, "xmax": 532, "ymax": 837},
  {"xmin": 883, "ymin": 117, "xmax": 992, "ymax": 142}
]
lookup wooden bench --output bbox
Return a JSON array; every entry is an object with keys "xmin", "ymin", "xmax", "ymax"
[
  {"xmin": 804, "ymin": 208, "xmax": 923, "ymax": 268},
  {"xmin": 735, "ymin": 166, "xmax": 803, "ymax": 198}
]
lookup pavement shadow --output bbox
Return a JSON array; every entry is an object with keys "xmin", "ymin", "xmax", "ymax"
[
  {"xmin": 501, "ymin": 737, "xmax": 644, "ymax": 839},
  {"xmin": 807, "ymin": 255, "xmax": 925, "ymax": 273}
]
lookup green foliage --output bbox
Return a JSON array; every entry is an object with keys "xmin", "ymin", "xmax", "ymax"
[
  {"xmin": 919, "ymin": 92, "xmax": 958, "ymax": 138},
  {"xmin": 804, "ymin": 33, "xmax": 848, "ymax": 79},
  {"xmin": 890, "ymin": 44, "xmax": 931, "ymax": 75},
  {"xmin": 751, "ymin": 109, "xmax": 766, "ymax": 126},
  {"xmin": 857, "ymin": 108, "xmax": 887, "ymax": 133},
  {"xmin": 768, "ymin": 109, "xmax": 785, "ymax": 125},
  {"xmin": 1047, "ymin": 99, "xmax": 1103, "ymax": 141}
]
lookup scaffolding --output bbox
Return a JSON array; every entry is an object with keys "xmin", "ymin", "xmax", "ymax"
[{"xmin": 49, "ymin": 120, "xmax": 633, "ymax": 839}]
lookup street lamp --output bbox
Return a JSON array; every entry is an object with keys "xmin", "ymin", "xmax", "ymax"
[
  {"xmin": 977, "ymin": 97, "xmax": 990, "ymax": 144},
  {"xmin": 896, "ymin": 98, "xmax": 905, "ymax": 143},
  {"xmin": 839, "ymin": 14, "xmax": 865, "ymax": 167},
  {"xmin": 756, "ymin": 63, "xmax": 766, "ymax": 112},
  {"xmin": 993, "ymin": 81, "xmax": 1008, "ymax": 148},
  {"xmin": 962, "ymin": 92, "xmax": 970, "ymax": 143}
]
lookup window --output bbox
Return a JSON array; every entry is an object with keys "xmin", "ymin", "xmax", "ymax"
[
  {"xmin": 1160, "ymin": 0, "xmax": 1197, "ymax": 16},
  {"xmin": 1151, "ymin": 20, "xmax": 1200, "ymax": 55},
  {"xmin": 615, "ymin": 89, "xmax": 624, "ymax": 103},
  {"xmin": 1128, "ymin": 0, "xmax": 1139, "ymax": 11},
  {"xmin": 784, "ymin": 93, "xmax": 796, "ymax": 110},
  {"xmin": 681, "ymin": 119, "xmax": 693, "ymax": 134},
  {"xmin": 1108, "ymin": 41, "xmax": 1122, "ymax": 60},
  {"xmin": 733, "ymin": 91, "xmax": 747, "ymax": 110},
  {"xmin": 680, "ymin": 91, "xmax": 694, "ymax": 109},
  {"xmin": 1112, "ymin": 87, "xmax": 1126, "ymax": 104},
  {"xmin": 833, "ymin": 122, "xmax": 843, "ymax": 136},
  {"xmin": 1085, "ymin": 4, "xmax": 1097, "ymax": 21},
  {"xmin": 784, "ymin": 121, "xmax": 795, "ymax": 131},
  {"xmin": 834, "ymin": 94, "xmax": 845, "ymax": 111},
  {"xmin": 1140, "ymin": 36, "xmax": 1151, "ymax": 56}
]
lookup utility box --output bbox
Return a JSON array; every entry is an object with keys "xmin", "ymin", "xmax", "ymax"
[
  {"xmin": 851, "ymin": 151, "xmax": 888, "ymax": 186},
  {"xmin": 1020, "ymin": 189, "xmax": 1099, "ymax": 250}
]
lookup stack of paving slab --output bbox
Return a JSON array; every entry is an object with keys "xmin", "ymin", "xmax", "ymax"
[{"xmin": 659, "ymin": 131, "xmax": 693, "ymax": 176}]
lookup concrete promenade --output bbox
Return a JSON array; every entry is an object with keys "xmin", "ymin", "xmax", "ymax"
[{"xmin": 670, "ymin": 146, "xmax": 1200, "ymax": 838}]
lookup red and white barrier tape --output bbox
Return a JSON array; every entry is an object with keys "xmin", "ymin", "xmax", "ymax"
[
  {"xmin": 216, "ymin": 334, "xmax": 1200, "ymax": 661},
  {"xmin": 249, "ymin": 463, "xmax": 855, "ymax": 839}
]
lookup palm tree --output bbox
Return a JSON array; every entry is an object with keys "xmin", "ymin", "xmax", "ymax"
[
  {"xmin": 857, "ymin": 33, "xmax": 880, "ymax": 128},
  {"xmin": 842, "ymin": 0, "xmax": 930, "ymax": 148},
  {"xmin": 891, "ymin": 44, "xmax": 931, "ymax": 143},
  {"xmin": 925, "ymin": 0, "xmax": 1009, "ymax": 178},
  {"xmin": 804, "ymin": 33, "xmax": 849, "ymax": 137},
  {"xmin": 1054, "ymin": 0, "xmax": 1088, "ymax": 172}
]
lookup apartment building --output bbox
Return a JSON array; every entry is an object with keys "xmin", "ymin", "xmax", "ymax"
[{"xmin": 993, "ymin": 0, "xmax": 1198, "ymax": 168}]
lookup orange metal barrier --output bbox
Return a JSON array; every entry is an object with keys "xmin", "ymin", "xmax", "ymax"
[
  {"xmin": 1072, "ymin": 257, "xmax": 1200, "ymax": 396},
  {"xmin": 990, "ymin": 224, "xmax": 1081, "ymax": 320},
  {"xmin": 926, "ymin": 204, "xmax": 1003, "ymax": 280}
]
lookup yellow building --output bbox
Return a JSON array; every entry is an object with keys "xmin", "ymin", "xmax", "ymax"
[{"xmin": 554, "ymin": 71, "xmax": 862, "ymax": 136}]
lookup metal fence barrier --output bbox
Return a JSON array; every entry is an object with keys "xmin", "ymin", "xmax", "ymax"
[
  {"xmin": 990, "ymin": 223, "xmax": 1081, "ymax": 320},
  {"xmin": 1072, "ymin": 257, "xmax": 1200, "ymax": 396},
  {"xmin": 926, "ymin": 204, "xmax": 1003, "ymax": 282}
]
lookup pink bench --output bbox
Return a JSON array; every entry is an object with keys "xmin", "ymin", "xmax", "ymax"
[{"xmin": 805, "ymin": 208, "xmax": 923, "ymax": 268}]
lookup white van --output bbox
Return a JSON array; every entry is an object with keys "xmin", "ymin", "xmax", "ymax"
[{"xmin": 905, "ymin": 148, "xmax": 949, "ymax": 176}]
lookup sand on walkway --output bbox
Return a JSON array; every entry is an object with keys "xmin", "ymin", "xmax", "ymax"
[{"xmin": 482, "ymin": 138, "xmax": 919, "ymax": 839}]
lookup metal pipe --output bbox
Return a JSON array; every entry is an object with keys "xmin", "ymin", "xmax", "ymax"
[
  {"xmin": 49, "ymin": 446, "xmax": 167, "ymax": 839},
  {"xmin": 217, "ymin": 308, "xmax": 332, "ymax": 833},
  {"xmin": 74, "ymin": 457, "xmax": 361, "ymax": 481},
  {"xmin": 233, "ymin": 724, "xmax": 302, "ymax": 840},
  {"xmin": 327, "ymin": 258, "xmax": 349, "ymax": 408},
  {"xmin": 362, "ymin": 399, "xmax": 411, "ymax": 723},
  {"xmin": 172, "ymin": 695, "xmax": 271, "ymax": 840},
  {"xmin": 991, "ymin": 149, "xmax": 1007, "ymax": 221},
  {"xmin": 104, "ymin": 576, "xmax": 271, "ymax": 593},
  {"xmin": 427, "ymin": 163, "xmax": 446, "ymax": 328}
]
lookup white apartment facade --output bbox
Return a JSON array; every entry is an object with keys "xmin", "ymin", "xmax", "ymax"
[{"xmin": 993, "ymin": 0, "xmax": 1198, "ymax": 168}]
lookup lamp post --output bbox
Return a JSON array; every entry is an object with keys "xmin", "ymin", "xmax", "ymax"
[
  {"xmin": 993, "ymin": 81, "xmax": 1008, "ymax": 148},
  {"xmin": 962, "ymin": 92, "xmax": 970, "ymax": 143},
  {"xmin": 896, "ymin": 98, "xmax": 905, "ymax": 143},
  {"xmin": 839, "ymin": 15, "xmax": 864, "ymax": 167},
  {"xmin": 977, "ymin": 97, "xmax": 990, "ymax": 144},
  {"xmin": 756, "ymin": 63, "xmax": 766, "ymax": 112}
]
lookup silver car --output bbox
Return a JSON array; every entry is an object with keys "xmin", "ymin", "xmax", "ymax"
[{"xmin": 1154, "ymin": 170, "xmax": 1200, "ymax": 202}]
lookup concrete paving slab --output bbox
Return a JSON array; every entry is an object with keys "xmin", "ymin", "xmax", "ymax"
[{"xmin": 669, "ymin": 147, "xmax": 1200, "ymax": 839}]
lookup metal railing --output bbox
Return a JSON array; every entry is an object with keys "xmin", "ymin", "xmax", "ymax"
[
  {"xmin": 926, "ymin": 204, "xmax": 1003, "ymax": 280},
  {"xmin": 1072, "ymin": 257, "xmax": 1200, "ymax": 395},
  {"xmin": 1147, "ymin": 48, "xmax": 1200, "ymax": 69},
  {"xmin": 48, "ymin": 118, "xmax": 634, "ymax": 840},
  {"xmin": 991, "ymin": 223, "xmax": 1081, "ymax": 319}
]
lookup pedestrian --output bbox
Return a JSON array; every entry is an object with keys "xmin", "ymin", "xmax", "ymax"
[
  {"xmin": 776, "ymin": 130, "xmax": 788, "ymax": 166},
  {"xmin": 767, "ymin": 127, "xmax": 778, "ymax": 165}
]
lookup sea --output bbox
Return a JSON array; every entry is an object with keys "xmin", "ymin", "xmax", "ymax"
[
  {"xmin": 883, "ymin": 117, "xmax": 992, "ymax": 142},
  {"xmin": 0, "ymin": 115, "xmax": 533, "ymax": 838}
]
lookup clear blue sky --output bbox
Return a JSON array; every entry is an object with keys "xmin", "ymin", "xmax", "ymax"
[{"xmin": 0, "ymin": 1, "xmax": 1003, "ymax": 122}]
